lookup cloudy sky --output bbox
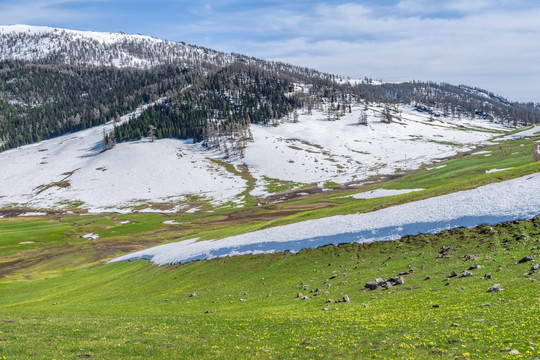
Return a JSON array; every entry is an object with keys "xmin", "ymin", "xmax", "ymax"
[{"xmin": 2, "ymin": 0, "xmax": 539, "ymax": 102}]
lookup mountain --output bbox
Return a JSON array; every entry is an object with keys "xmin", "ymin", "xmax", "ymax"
[
  {"xmin": 0, "ymin": 25, "xmax": 540, "ymax": 214},
  {"xmin": 1, "ymin": 25, "xmax": 539, "ymax": 153}
]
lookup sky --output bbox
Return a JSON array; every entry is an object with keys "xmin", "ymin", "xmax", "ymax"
[{"xmin": 1, "ymin": 0, "xmax": 539, "ymax": 103}]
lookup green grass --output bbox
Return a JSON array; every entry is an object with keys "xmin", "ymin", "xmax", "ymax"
[
  {"xmin": 0, "ymin": 218, "xmax": 538, "ymax": 359},
  {"xmin": 0, "ymin": 129, "xmax": 539, "ymax": 358},
  {"xmin": 262, "ymin": 176, "xmax": 304, "ymax": 194},
  {"xmin": 387, "ymin": 136, "xmax": 539, "ymax": 190}
]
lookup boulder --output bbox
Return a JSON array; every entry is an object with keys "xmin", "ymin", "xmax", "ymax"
[
  {"xmin": 488, "ymin": 284, "xmax": 503, "ymax": 293},
  {"xmin": 518, "ymin": 255, "xmax": 535, "ymax": 264}
]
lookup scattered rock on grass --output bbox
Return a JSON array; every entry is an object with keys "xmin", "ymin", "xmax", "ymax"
[
  {"xmin": 189, "ymin": 292, "xmax": 197, "ymax": 297},
  {"xmin": 388, "ymin": 276, "xmax": 405, "ymax": 285},
  {"xmin": 518, "ymin": 255, "xmax": 535, "ymax": 264},
  {"xmin": 206, "ymin": 309, "xmax": 216, "ymax": 313},
  {"xmin": 469, "ymin": 264, "xmax": 483, "ymax": 270},
  {"xmin": 301, "ymin": 296, "xmax": 309, "ymax": 300},
  {"xmin": 365, "ymin": 278, "xmax": 386, "ymax": 290},
  {"xmin": 461, "ymin": 270, "xmax": 473, "ymax": 277},
  {"xmin": 449, "ymin": 271, "xmax": 458, "ymax": 278},
  {"xmin": 488, "ymin": 284, "xmax": 503, "ymax": 292},
  {"xmin": 484, "ymin": 273, "xmax": 492, "ymax": 279},
  {"xmin": 342, "ymin": 295, "xmax": 350, "ymax": 303}
]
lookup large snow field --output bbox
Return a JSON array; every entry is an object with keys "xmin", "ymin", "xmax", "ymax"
[
  {"xmin": 243, "ymin": 104, "xmax": 500, "ymax": 191},
  {"xmin": 111, "ymin": 172, "xmax": 540, "ymax": 265},
  {"xmin": 500, "ymin": 124, "xmax": 540, "ymax": 140},
  {"xmin": 0, "ymin": 102, "xmax": 511, "ymax": 213},
  {"xmin": 0, "ymin": 106, "xmax": 246, "ymax": 213}
]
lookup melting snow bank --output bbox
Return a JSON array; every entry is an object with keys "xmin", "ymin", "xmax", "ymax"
[
  {"xmin": 350, "ymin": 188, "xmax": 424, "ymax": 199},
  {"xmin": 110, "ymin": 173, "xmax": 540, "ymax": 265}
]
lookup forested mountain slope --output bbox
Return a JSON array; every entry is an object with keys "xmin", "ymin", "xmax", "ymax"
[{"xmin": 0, "ymin": 25, "xmax": 539, "ymax": 152}]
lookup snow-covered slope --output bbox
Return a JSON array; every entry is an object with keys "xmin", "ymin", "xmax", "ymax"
[
  {"xmin": 0, "ymin": 102, "xmax": 512, "ymax": 213},
  {"xmin": 0, "ymin": 24, "xmax": 236, "ymax": 68},
  {"xmin": 245, "ymin": 103, "xmax": 505, "ymax": 190},
  {"xmin": 111, "ymin": 172, "xmax": 540, "ymax": 265},
  {"xmin": 0, "ymin": 103, "xmax": 246, "ymax": 213}
]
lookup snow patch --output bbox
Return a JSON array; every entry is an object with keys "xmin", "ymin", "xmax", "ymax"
[
  {"xmin": 80, "ymin": 233, "xmax": 99, "ymax": 240},
  {"xmin": 428, "ymin": 164, "xmax": 447, "ymax": 170},
  {"xmin": 350, "ymin": 188, "xmax": 424, "ymax": 199},
  {"xmin": 111, "ymin": 173, "xmax": 540, "ymax": 265},
  {"xmin": 486, "ymin": 168, "xmax": 513, "ymax": 174},
  {"xmin": 163, "ymin": 220, "xmax": 180, "ymax": 225},
  {"xmin": 19, "ymin": 212, "xmax": 47, "ymax": 217}
]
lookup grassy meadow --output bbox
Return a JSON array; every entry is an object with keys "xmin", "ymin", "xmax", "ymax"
[{"xmin": 0, "ymin": 130, "xmax": 539, "ymax": 359}]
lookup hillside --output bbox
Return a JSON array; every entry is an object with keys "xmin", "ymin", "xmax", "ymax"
[
  {"xmin": 1, "ymin": 214, "xmax": 539, "ymax": 359},
  {"xmin": 1, "ymin": 25, "xmax": 539, "ymax": 153},
  {"xmin": 0, "ymin": 24, "xmax": 540, "ymax": 360},
  {"xmin": 1, "ymin": 98, "xmax": 531, "ymax": 213}
]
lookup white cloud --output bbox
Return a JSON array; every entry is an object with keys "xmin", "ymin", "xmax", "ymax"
[
  {"xmin": 1, "ymin": 0, "xmax": 539, "ymax": 102},
  {"xmin": 174, "ymin": 1, "xmax": 540, "ymax": 102}
]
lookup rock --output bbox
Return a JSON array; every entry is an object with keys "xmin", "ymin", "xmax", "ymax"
[
  {"xmin": 461, "ymin": 270, "xmax": 473, "ymax": 277},
  {"xmin": 445, "ymin": 282, "xmax": 451, "ymax": 286},
  {"xmin": 432, "ymin": 304, "xmax": 441, "ymax": 308},
  {"xmin": 330, "ymin": 274, "xmax": 338, "ymax": 279},
  {"xmin": 388, "ymin": 276, "xmax": 405, "ymax": 285},
  {"xmin": 297, "ymin": 293, "xmax": 303, "ymax": 298},
  {"xmin": 239, "ymin": 298, "xmax": 246, "ymax": 302},
  {"xmin": 301, "ymin": 296, "xmax": 309, "ymax": 300},
  {"xmin": 326, "ymin": 299, "xmax": 334, "ymax": 303},
  {"xmin": 364, "ymin": 304, "xmax": 370, "ymax": 308},
  {"xmin": 398, "ymin": 271, "xmax": 409, "ymax": 276},
  {"xmin": 189, "ymin": 292, "xmax": 197, "ymax": 297},
  {"xmin": 469, "ymin": 264, "xmax": 482, "ymax": 270},
  {"xmin": 342, "ymin": 295, "xmax": 350, "ymax": 303},
  {"xmin": 484, "ymin": 273, "xmax": 492, "ymax": 279},
  {"xmin": 424, "ymin": 276, "xmax": 432, "ymax": 280},
  {"xmin": 449, "ymin": 271, "xmax": 458, "ymax": 278},
  {"xmin": 463, "ymin": 254, "xmax": 478, "ymax": 261},
  {"xmin": 509, "ymin": 349, "xmax": 520, "ymax": 355},
  {"xmin": 206, "ymin": 309, "xmax": 216, "ymax": 313},
  {"xmin": 531, "ymin": 264, "xmax": 540, "ymax": 270},
  {"xmin": 323, "ymin": 308, "xmax": 329, "ymax": 311},
  {"xmin": 365, "ymin": 278, "xmax": 386, "ymax": 290},
  {"xmin": 488, "ymin": 284, "xmax": 503, "ymax": 292},
  {"xmin": 452, "ymin": 323, "xmax": 460, "ymax": 327},
  {"xmin": 518, "ymin": 255, "xmax": 535, "ymax": 264}
]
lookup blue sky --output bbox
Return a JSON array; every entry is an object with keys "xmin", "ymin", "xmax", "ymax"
[{"xmin": 1, "ymin": 0, "xmax": 539, "ymax": 102}]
